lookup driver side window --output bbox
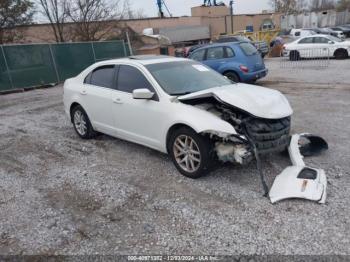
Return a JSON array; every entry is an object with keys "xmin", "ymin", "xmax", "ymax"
[
  {"xmin": 298, "ymin": 37, "xmax": 314, "ymax": 44},
  {"xmin": 117, "ymin": 65, "xmax": 158, "ymax": 100}
]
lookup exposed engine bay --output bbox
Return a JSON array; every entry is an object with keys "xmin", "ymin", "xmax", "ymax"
[
  {"xmin": 180, "ymin": 95, "xmax": 328, "ymax": 203},
  {"xmin": 181, "ymin": 96, "xmax": 291, "ymax": 164}
]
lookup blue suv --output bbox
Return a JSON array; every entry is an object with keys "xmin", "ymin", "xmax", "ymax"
[{"xmin": 189, "ymin": 42, "xmax": 268, "ymax": 83}]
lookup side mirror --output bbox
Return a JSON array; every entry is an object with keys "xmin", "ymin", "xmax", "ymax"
[
  {"xmin": 132, "ymin": 88, "xmax": 154, "ymax": 100},
  {"xmin": 328, "ymin": 41, "xmax": 334, "ymax": 44}
]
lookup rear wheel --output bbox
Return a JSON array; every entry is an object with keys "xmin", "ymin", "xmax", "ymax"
[
  {"xmin": 289, "ymin": 50, "xmax": 300, "ymax": 61},
  {"xmin": 334, "ymin": 49, "xmax": 348, "ymax": 60},
  {"xmin": 71, "ymin": 105, "xmax": 96, "ymax": 139},
  {"xmin": 223, "ymin": 71, "xmax": 240, "ymax": 83},
  {"xmin": 168, "ymin": 127, "xmax": 214, "ymax": 179}
]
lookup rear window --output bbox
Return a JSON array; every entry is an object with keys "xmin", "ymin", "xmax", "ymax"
[{"xmin": 239, "ymin": 42, "xmax": 258, "ymax": 56}]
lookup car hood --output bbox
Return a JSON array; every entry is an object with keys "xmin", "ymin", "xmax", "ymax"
[{"xmin": 178, "ymin": 83, "xmax": 293, "ymax": 119}]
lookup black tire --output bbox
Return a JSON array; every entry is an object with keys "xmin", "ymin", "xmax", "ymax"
[
  {"xmin": 223, "ymin": 71, "xmax": 240, "ymax": 83},
  {"xmin": 289, "ymin": 50, "xmax": 300, "ymax": 61},
  {"xmin": 168, "ymin": 127, "xmax": 214, "ymax": 179},
  {"xmin": 71, "ymin": 105, "xmax": 96, "ymax": 139},
  {"xmin": 334, "ymin": 49, "xmax": 348, "ymax": 60}
]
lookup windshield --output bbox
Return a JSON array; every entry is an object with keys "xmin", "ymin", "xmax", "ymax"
[
  {"xmin": 146, "ymin": 61, "xmax": 232, "ymax": 96},
  {"xmin": 327, "ymin": 35, "xmax": 344, "ymax": 42}
]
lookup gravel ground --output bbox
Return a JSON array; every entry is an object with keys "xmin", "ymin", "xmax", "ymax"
[{"xmin": 0, "ymin": 62, "xmax": 350, "ymax": 255}]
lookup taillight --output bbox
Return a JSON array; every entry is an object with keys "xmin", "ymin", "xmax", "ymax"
[{"xmin": 239, "ymin": 65, "xmax": 249, "ymax": 73}]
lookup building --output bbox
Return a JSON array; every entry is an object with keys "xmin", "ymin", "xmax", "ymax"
[{"xmin": 7, "ymin": 4, "xmax": 282, "ymax": 54}]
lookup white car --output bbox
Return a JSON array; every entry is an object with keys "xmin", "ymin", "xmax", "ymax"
[
  {"xmin": 63, "ymin": 56, "xmax": 293, "ymax": 178},
  {"xmin": 283, "ymin": 34, "xmax": 350, "ymax": 60}
]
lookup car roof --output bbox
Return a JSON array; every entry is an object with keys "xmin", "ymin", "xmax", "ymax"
[
  {"xmin": 301, "ymin": 34, "xmax": 331, "ymax": 37},
  {"xmin": 194, "ymin": 42, "xmax": 243, "ymax": 50},
  {"xmin": 94, "ymin": 55, "xmax": 189, "ymax": 66}
]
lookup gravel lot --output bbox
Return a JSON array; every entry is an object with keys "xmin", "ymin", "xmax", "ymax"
[{"xmin": 0, "ymin": 60, "xmax": 349, "ymax": 255}]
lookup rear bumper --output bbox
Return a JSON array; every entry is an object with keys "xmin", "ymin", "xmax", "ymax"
[{"xmin": 241, "ymin": 68, "xmax": 268, "ymax": 82}]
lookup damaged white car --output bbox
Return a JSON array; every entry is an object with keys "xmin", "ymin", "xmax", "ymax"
[{"xmin": 63, "ymin": 56, "xmax": 293, "ymax": 184}]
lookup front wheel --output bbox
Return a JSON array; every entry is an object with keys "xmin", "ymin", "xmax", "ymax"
[
  {"xmin": 168, "ymin": 127, "xmax": 214, "ymax": 179},
  {"xmin": 334, "ymin": 49, "xmax": 348, "ymax": 60}
]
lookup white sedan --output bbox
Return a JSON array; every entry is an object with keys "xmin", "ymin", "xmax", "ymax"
[
  {"xmin": 63, "ymin": 56, "xmax": 292, "ymax": 178},
  {"xmin": 283, "ymin": 34, "xmax": 350, "ymax": 60}
]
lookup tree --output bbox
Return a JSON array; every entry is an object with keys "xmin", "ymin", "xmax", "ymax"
[
  {"xmin": 310, "ymin": 0, "xmax": 336, "ymax": 12},
  {"xmin": 336, "ymin": 0, "xmax": 350, "ymax": 11},
  {"xmin": 37, "ymin": 0, "xmax": 69, "ymax": 42},
  {"xmin": 123, "ymin": 0, "xmax": 145, "ymax": 19},
  {"xmin": 270, "ymin": 0, "xmax": 297, "ymax": 14},
  {"xmin": 0, "ymin": 0, "xmax": 34, "ymax": 44},
  {"xmin": 67, "ymin": 0, "xmax": 125, "ymax": 41}
]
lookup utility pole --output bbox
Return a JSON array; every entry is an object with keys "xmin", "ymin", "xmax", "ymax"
[{"xmin": 230, "ymin": 1, "xmax": 234, "ymax": 34}]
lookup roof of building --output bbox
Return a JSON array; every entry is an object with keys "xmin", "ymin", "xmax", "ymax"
[{"xmin": 159, "ymin": 25, "xmax": 210, "ymax": 43}]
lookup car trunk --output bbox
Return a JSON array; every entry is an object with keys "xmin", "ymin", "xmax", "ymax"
[
  {"xmin": 246, "ymin": 53, "xmax": 265, "ymax": 72},
  {"xmin": 239, "ymin": 42, "xmax": 266, "ymax": 73}
]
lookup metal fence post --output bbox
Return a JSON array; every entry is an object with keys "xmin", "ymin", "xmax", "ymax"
[
  {"xmin": 1, "ymin": 45, "xmax": 14, "ymax": 90},
  {"xmin": 49, "ymin": 44, "xmax": 60, "ymax": 83},
  {"xmin": 123, "ymin": 41, "xmax": 127, "ymax": 57},
  {"xmin": 91, "ymin": 42, "xmax": 97, "ymax": 62}
]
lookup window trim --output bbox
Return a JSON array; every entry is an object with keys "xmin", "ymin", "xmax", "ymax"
[
  {"xmin": 224, "ymin": 47, "xmax": 235, "ymax": 58},
  {"xmin": 84, "ymin": 64, "xmax": 117, "ymax": 90},
  {"xmin": 115, "ymin": 64, "xmax": 159, "ymax": 102}
]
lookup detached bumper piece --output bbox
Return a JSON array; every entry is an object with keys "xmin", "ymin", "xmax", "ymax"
[{"xmin": 269, "ymin": 134, "xmax": 328, "ymax": 204}]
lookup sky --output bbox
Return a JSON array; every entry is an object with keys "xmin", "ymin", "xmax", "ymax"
[{"xmin": 130, "ymin": 0, "xmax": 272, "ymax": 17}]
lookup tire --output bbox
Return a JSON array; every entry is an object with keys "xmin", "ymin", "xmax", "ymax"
[
  {"xmin": 289, "ymin": 50, "xmax": 300, "ymax": 61},
  {"xmin": 223, "ymin": 71, "xmax": 240, "ymax": 83},
  {"xmin": 334, "ymin": 49, "xmax": 348, "ymax": 60},
  {"xmin": 71, "ymin": 105, "xmax": 96, "ymax": 139},
  {"xmin": 168, "ymin": 127, "xmax": 214, "ymax": 179}
]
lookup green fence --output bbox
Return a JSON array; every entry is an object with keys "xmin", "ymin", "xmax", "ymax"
[{"xmin": 0, "ymin": 40, "xmax": 130, "ymax": 92}]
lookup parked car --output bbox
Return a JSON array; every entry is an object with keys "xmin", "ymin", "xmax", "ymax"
[
  {"xmin": 216, "ymin": 35, "xmax": 269, "ymax": 58},
  {"xmin": 331, "ymin": 26, "xmax": 350, "ymax": 38},
  {"xmin": 324, "ymin": 28, "xmax": 345, "ymax": 39},
  {"xmin": 283, "ymin": 34, "xmax": 350, "ymax": 60},
  {"xmin": 63, "ymin": 55, "xmax": 292, "ymax": 178},
  {"xmin": 306, "ymin": 27, "xmax": 344, "ymax": 39},
  {"xmin": 189, "ymin": 42, "xmax": 268, "ymax": 83},
  {"xmin": 289, "ymin": 29, "xmax": 316, "ymax": 38}
]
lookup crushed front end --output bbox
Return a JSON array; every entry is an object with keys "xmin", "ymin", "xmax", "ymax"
[{"xmin": 193, "ymin": 98, "xmax": 291, "ymax": 165}]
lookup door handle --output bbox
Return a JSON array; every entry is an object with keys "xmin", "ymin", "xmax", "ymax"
[
  {"xmin": 80, "ymin": 90, "xmax": 87, "ymax": 95},
  {"xmin": 113, "ymin": 97, "xmax": 123, "ymax": 104}
]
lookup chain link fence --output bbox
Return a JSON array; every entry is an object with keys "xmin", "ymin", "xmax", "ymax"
[
  {"xmin": 0, "ymin": 40, "xmax": 130, "ymax": 92},
  {"xmin": 281, "ymin": 48, "xmax": 331, "ymax": 69}
]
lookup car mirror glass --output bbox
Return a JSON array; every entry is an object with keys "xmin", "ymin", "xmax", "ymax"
[{"xmin": 132, "ymin": 89, "xmax": 154, "ymax": 100}]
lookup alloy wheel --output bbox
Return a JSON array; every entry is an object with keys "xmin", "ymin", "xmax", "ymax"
[
  {"xmin": 173, "ymin": 135, "xmax": 201, "ymax": 173},
  {"xmin": 74, "ymin": 110, "xmax": 87, "ymax": 136}
]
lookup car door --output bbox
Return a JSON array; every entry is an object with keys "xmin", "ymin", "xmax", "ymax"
[
  {"xmin": 111, "ymin": 64, "xmax": 165, "ymax": 150},
  {"xmin": 81, "ymin": 65, "xmax": 117, "ymax": 136},
  {"xmin": 202, "ymin": 46, "xmax": 226, "ymax": 71},
  {"xmin": 296, "ymin": 37, "xmax": 314, "ymax": 58},
  {"xmin": 312, "ymin": 36, "xmax": 331, "ymax": 57}
]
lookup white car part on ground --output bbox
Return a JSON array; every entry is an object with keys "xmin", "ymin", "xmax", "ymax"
[{"xmin": 269, "ymin": 134, "xmax": 328, "ymax": 204}]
